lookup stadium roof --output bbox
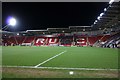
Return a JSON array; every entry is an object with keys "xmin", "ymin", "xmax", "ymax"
[{"xmin": 91, "ymin": 2, "xmax": 120, "ymax": 30}]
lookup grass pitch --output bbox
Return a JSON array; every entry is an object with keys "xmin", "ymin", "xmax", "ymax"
[{"xmin": 2, "ymin": 46, "xmax": 119, "ymax": 78}]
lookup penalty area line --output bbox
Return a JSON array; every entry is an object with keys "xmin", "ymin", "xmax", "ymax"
[{"xmin": 34, "ymin": 50, "xmax": 67, "ymax": 68}]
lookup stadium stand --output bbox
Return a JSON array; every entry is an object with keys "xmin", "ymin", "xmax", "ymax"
[
  {"xmin": 1, "ymin": 33, "xmax": 115, "ymax": 47},
  {"xmin": 101, "ymin": 32, "xmax": 120, "ymax": 48},
  {"xmin": 1, "ymin": 2, "xmax": 120, "ymax": 48}
]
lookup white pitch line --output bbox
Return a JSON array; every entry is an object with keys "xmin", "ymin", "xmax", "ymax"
[
  {"xmin": 34, "ymin": 50, "xmax": 67, "ymax": 68},
  {"xmin": 3, "ymin": 66, "xmax": 118, "ymax": 71}
]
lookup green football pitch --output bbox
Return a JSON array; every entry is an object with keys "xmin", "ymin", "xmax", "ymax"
[
  {"xmin": 2, "ymin": 46, "xmax": 118, "ymax": 69},
  {"xmin": 2, "ymin": 46, "xmax": 119, "ymax": 78}
]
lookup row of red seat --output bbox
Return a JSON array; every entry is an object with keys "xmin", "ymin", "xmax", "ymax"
[{"xmin": 2, "ymin": 35, "xmax": 110, "ymax": 46}]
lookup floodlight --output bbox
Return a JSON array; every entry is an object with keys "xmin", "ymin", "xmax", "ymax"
[
  {"xmin": 100, "ymin": 13, "xmax": 104, "ymax": 17},
  {"xmin": 104, "ymin": 8, "xmax": 107, "ymax": 11},
  {"xmin": 17, "ymin": 33, "xmax": 19, "ymax": 35},
  {"xmin": 94, "ymin": 20, "xmax": 97, "ymax": 24},
  {"xmin": 9, "ymin": 18, "xmax": 16, "ymax": 26},
  {"xmin": 2, "ymin": 16, "xmax": 17, "ymax": 30},
  {"xmin": 97, "ymin": 16, "xmax": 101, "ymax": 20},
  {"xmin": 83, "ymin": 29, "xmax": 85, "ymax": 31},
  {"xmin": 109, "ymin": 0, "xmax": 114, "ymax": 4},
  {"xmin": 95, "ymin": 20, "xmax": 97, "ymax": 23}
]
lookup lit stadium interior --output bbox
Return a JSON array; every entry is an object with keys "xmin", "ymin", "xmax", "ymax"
[{"xmin": 1, "ymin": 0, "xmax": 120, "ymax": 79}]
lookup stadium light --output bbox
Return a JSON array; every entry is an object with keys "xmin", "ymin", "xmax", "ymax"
[
  {"xmin": 62, "ymin": 30, "xmax": 64, "ymax": 33},
  {"xmin": 97, "ymin": 16, "xmax": 101, "ymax": 20},
  {"xmin": 95, "ymin": 20, "xmax": 97, "ymax": 23},
  {"xmin": 83, "ymin": 29, "xmax": 85, "ymax": 31},
  {"xmin": 109, "ymin": 0, "xmax": 114, "ymax": 4},
  {"xmin": 94, "ymin": 22, "xmax": 96, "ymax": 24},
  {"xmin": 94, "ymin": 20, "xmax": 97, "ymax": 24},
  {"xmin": 2, "ymin": 17, "xmax": 17, "ymax": 30},
  {"xmin": 17, "ymin": 33, "xmax": 19, "ymax": 36},
  {"xmin": 9, "ymin": 17, "xmax": 16, "ymax": 26},
  {"xmin": 104, "ymin": 8, "xmax": 107, "ymax": 11},
  {"xmin": 100, "ymin": 13, "xmax": 104, "ymax": 17}
]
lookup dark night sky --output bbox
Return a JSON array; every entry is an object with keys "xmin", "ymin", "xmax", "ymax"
[{"xmin": 2, "ymin": 2, "xmax": 109, "ymax": 31}]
